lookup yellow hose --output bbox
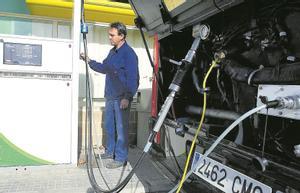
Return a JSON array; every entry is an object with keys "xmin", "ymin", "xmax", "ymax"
[{"xmin": 175, "ymin": 60, "xmax": 217, "ymax": 193}]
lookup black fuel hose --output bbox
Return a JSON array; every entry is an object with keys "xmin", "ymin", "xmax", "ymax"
[
  {"xmin": 80, "ymin": 0, "xmax": 148, "ymax": 192},
  {"xmin": 137, "ymin": 27, "xmax": 164, "ymax": 101},
  {"xmin": 129, "ymin": 0, "xmax": 164, "ymax": 102},
  {"xmin": 128, "ymin": 0, "xmax": 188, "ymax": 176}
]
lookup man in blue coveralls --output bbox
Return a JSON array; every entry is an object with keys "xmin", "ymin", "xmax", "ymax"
[{"xmin": 80, "ymin": 22, "xmax": 139, "ymax": 169}]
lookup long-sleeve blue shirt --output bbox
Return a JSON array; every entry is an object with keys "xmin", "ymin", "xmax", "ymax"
[{"xmin": 89, "ymin": 42, "xmax": 139, "ymax": 101}]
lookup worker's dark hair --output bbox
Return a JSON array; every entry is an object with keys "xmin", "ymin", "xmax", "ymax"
[{"xmin": 110, "ymin": 22, "xmax": 127, "ymax": 39}]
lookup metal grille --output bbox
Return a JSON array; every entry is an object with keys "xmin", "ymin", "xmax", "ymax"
[{"xmin": 0, "ymin": 71, "xmax": 72, "ymax": 80}]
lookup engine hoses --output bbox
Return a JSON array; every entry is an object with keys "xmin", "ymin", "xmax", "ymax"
[
  {"xmin": 169, "ymin": 103, "xmax": 275, "ymax": 193},
  {"xmin": 175, "ymin": 60, "xmax": 217, "ymax": 193}
]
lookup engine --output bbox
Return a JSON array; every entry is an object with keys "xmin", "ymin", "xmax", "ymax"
[{"xmin": 157, "ymin": 0, "xmax": 300, "ymax": 192}]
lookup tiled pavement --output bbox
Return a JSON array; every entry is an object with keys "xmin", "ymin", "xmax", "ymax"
[{"xmin": 0, "ymin": 147, "xmax": 175, "ymax": 193}]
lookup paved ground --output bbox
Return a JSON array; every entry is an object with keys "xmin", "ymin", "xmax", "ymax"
[{"xmin": 0, "ymin": 147, "xmax": 176, "ymax": 193}]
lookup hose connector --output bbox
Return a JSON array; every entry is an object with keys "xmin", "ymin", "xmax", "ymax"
[
  {"xmin": 81, "ymin": 22, "xmax": 88, "ymax": 34},
  {"xmin": 259, "ymin": 95, "xmax": 300, "ymax": 109},
  {"xmin": 259, "ymin": 96, "xmax": 280, "ymax": 108},
  {"xmin": 266, "ymin": 100, "xmax": 280, "ymax": 108},
  {"xmin": 276, "ymin": 95, "xmax": 300, "ymax": 109}
]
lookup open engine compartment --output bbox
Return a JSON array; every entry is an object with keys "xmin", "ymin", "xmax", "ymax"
[{"xmin": 159, "ymin": 0, "xmax": 300, "ymax": 153}]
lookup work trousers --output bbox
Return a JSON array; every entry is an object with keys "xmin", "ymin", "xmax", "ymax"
[{"xmin": 104, "ymin": 99, "xmax": 130, "ymax": 162}]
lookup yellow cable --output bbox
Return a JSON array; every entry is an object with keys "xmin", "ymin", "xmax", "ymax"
[{"xmin": 176, "ymin": 60, "xmax": 217, "ymax": 193}]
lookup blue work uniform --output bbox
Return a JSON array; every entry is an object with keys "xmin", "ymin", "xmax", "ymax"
[{"xmin": 89, "ymin": 41, "xmax": 139, "ymax": 162}]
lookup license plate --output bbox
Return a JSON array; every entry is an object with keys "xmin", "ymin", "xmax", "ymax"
[{"xmin": 192, "ymin": 152, "xmax": 272, "ymax": 193}]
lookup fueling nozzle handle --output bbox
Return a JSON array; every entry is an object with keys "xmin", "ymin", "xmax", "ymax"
[{"xmin": 169, "ymin": 37, "xmax": 201, "ymax": 92}]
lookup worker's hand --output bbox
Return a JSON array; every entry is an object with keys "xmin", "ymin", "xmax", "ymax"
[
  {"xmin": 120, "ymin": 99, "xmax": 129, "ymax": 109},
  {"xmin": 80, "ymin": 52, "xmax": 90, "ymax": 62}
]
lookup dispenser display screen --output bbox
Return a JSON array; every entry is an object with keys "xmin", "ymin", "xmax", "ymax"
[{"xmin": 3, "ymin": 42, "xmax": 42, "ymax": 66}]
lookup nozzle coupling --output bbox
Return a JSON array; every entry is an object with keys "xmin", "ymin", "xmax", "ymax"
[
  {"xmin": 214, "ymin": 51, "xmax": 226, "ymax": 61},
  {"xmin": 276, "ymin": 95, "xmax": 300, "ymax": 109},
  {"xmin": 266, "ymin": 100, "xmax": 280, "ymax": 108},
  {"xmin": 81, "ymin": 22, "xmax": 88, "ymax": 34},
  {"xmin": 260, "ymin": 95, "xmax": 300, "ymax": 109},
  {"xmin": 259, "ymin": 96, "xmax": 280, "ymax": 108}
]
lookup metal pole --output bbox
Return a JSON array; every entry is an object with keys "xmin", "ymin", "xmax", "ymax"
[{"xmin": 71, "ymin": 0, "xmax": 81, "ymax": 165}]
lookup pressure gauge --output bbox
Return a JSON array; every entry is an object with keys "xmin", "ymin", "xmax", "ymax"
[
  {"xmin": 199, "ymin": 24, "xmax": 210, "ymax": 40},
  {"xmin": 193, "ymin": 24, "xmax": 210, "ymax": 40}
]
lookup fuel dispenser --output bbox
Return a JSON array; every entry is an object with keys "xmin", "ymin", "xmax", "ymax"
[{"xmin": 0, "ymin": 34, "xmax": 74, "ymax": 166}]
